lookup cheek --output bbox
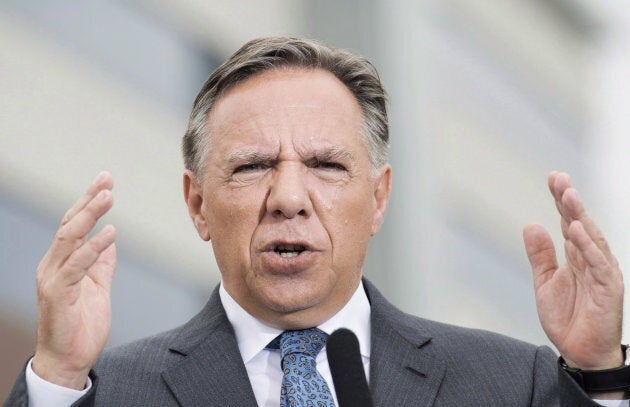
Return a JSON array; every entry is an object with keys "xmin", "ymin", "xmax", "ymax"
[
  {"xmin": 315, "ymin": 183, "xmax": 374, "ymax": 260},
  {"xmin": 205, "ymin": 189, "xmax": 264, "ymax": 254}
]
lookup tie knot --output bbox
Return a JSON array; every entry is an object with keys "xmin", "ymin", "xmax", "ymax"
[{"xmin": 275, "ymin": 328, "xmax": 329, "ymax": 360}]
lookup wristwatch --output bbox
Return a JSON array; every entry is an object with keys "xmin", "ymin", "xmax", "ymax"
[{"xmin": 560, "ymin": 345, "xmax": 630, "ymax": 392}]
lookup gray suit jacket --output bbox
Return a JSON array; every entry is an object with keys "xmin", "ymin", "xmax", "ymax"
[{"xmin": 4, "ymin": 279, "xmax": 599, "ymax": 406}]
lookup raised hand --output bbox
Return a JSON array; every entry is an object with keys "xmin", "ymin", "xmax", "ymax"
[
  {"xmin": 523, "ymin": 171, "xmax": 624, "ymax": 372},
  {"xmin": 31, "ymin": 172, "xmax": 117, "ymax": 390}
]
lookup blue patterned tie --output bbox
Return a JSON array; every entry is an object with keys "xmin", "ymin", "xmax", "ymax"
[{"xmin": 269, "ymin": 328, "xmax": 336, "ymax": 407}]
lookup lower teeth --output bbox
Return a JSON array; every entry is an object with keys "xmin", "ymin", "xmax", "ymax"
[{"xmin": 280, "ymin": 251, "xmax": 299, "ymax": 258}]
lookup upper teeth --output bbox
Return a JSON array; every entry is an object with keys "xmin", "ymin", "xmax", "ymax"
[
  {"xmin": 276, "ymin": 244, "xmax": 305, "ymax": 258},
  {"xmin": 277, "ymin": 244, "xmax": 303, "ymax": 251}
]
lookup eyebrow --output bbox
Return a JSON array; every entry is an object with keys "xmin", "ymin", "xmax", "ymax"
[
  {"xmin": 309, "ymin": 147, "xmax": 354, "ymax": 162},
  {"xmin": 226, "ymin": 149, "xmax": 276, "ymax": 163},
  {"xmin": 225, "ymin": 146, "xmax": 354, "ymax": 163}
]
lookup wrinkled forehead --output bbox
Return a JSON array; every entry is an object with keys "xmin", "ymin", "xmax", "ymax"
[{"xmin": 205, "ymin": 69, "xmax": 365, "ymax": 158}]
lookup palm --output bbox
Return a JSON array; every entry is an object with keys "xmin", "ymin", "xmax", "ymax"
[
  {"xmin": 34, "ymin": 172, "xmax": 117, "ymax": 388},
  {"xmin": 524, "ymin": 172, "xmax": 623, "ymax": 370},
  {"xmin": 54, "ymin": 245, "xmax": 116, "ymax": 369}
]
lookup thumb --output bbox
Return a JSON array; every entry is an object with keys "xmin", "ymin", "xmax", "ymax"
[{"xmin": 523, "ymin": 223, "xmax": 558, "ymax": 288}]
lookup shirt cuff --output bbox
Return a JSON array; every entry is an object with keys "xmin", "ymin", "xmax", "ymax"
[
  {"xmin": 594, "ymin": 400, "xmax": 630, "ymax": 407},
  {"xmin": 25, "ymin": 358, "xmax": 91, "ymax": 407}
]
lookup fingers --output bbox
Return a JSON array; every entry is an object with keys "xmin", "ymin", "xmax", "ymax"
[
  {"xmin": 48, "ymin": 176, "xmax": 115, "ymax": 269},
  {"xmin": 563, "ymin": 189, "xmax": 617, "ymax": 267},
  {"xmin": 61, "ymin": 172, "xmax": 113, "ymax": 226},
  {"xmin": 567, "ymin": 220, "xmax": 613, "ymax": 284},
  {"xmin": 564, "ymin": 239, "xmax": 586, "ymax": 274},
  {"xmin": 559, "ymin": 216, "xmax": 570, "ymax": 240},
  {"xmin": 60, "ymin": 225, "xmax": 116, "ymax": 286},
  {"xmin": 87, "ymin": 242, "xmax": 117, "ymax": 288},
  {"xmin": 548, "ymin": 171, "xmax": 571, "ymax": 239},
  {"xmin": 549, "ymin": 171, "xmax": 617, "ymax": 266},
  {"xmin": 523, "ymin": 223, "xmax": 558, "ymax": 288}
]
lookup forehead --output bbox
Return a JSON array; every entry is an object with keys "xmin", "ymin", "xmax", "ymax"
[{"xmin": 206, "ymin": 68, "xmax": 364, "ymax": 155}]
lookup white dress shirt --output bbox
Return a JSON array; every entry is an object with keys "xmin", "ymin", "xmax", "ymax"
[
  {"xmin": 219, "ymin": 281, "xmax": 372, "ymax": 407},
  {"xmin": 25, "ymin": 280, "xmax": 628, "ymax": 407},
  {"xmin": 26, "ymin": 359, "xmax": 92, "ymax": 406}
]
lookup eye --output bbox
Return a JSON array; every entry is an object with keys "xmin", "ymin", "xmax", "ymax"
[
  {"xmin": 230, "ymin": 163, "xmax": 271, "ymax": 183},
  {"xmin": 312, "ymin": 161, "xmax": 347, "ymax": 171},
  {"xmin": 233, "ymin": 163, "xmax": 268, "ymax": 173}
]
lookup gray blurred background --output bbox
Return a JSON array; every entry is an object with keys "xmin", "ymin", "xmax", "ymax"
[{"xmin": 1, "ymin": 0, "xmax": 629, "ymax": 399}]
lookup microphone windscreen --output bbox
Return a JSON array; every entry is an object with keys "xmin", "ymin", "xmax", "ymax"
[{"xmin": 327, "ymin": 328, "xmax": 374, "ymax": 407}]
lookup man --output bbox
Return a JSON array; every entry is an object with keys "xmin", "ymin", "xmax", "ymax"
[{"xmin": 4, "ymin": 37, "xmax": 628, "ymax": 406}]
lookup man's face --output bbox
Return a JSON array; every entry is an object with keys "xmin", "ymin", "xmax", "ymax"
[{"xmin": 184, "ymin": 68, "xmax": 391, "ymax": 329}]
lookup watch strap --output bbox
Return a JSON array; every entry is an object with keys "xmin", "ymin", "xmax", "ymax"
[{"xmin": 560, "ymin": 345, "xmax": 630, "ymax": 392}]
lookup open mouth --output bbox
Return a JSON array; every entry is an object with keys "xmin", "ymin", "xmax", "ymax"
[{"xmin": 274, "ymin": 244, "xmax": 306, "ymax": 258}]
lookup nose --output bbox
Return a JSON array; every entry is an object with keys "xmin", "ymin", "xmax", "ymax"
[{"xmin": 266, "ymin": 162, "xmax": 312, "ymax": 219}]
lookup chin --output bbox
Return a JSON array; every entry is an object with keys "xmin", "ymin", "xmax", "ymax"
[
  {"xmin": 262, "ymin": 284, "xmax": 326, "ymax": 314},
  {"xmin": 244, "ymin": 269, "xmax": 354, "ymax": 327},
  {"xmin": 255, "ymin": 278, "xmax": 335, "ymax": 318}
]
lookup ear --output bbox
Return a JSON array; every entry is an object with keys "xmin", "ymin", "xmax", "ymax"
[
  {"xmin": 371, "ymin": 164, "xmax": 392, "ymax": 236},
  {"xmin": 183, "ymin": 170, "xmax": 211, "ymax": 241}
]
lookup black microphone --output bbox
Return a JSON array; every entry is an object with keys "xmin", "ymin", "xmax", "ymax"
[{"xmin": 326, "ymin": 328, "xmax": 374, "ymax": 407}]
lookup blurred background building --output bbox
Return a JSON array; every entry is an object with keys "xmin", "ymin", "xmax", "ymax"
[{"xmin": 1, "ymin": 0, "xmax": 629, "ymax": 399}]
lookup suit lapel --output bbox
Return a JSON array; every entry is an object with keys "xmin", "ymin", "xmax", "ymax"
[
  {"xmin": 365, "ymin": 280, "xmax": 446, "ymax": 407},
  {"xmin": 159, "ymin": 280, "xmax": 445, "ymax": 406},
  {"xmin": 161, "ymin": 287, "xmax": 258, "ymax": 407}
]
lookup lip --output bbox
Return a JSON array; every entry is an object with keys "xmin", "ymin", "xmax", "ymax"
[
  {"xmin": 259, "ymin": 239, "xmax": 316, "ymax": 253},
  {"xmin": 257, "ymin": 239, "xmax": 320, "ymax": 273}
]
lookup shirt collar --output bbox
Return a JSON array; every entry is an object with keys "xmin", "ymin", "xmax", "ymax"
[{"xmin": 219, "ymin": 280, "xmax": 372, "ymax": 364}]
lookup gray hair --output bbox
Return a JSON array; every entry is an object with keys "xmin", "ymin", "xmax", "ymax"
[{"xmin": 182, "ymin": 37, "xmax": 389, "ymax": 178}]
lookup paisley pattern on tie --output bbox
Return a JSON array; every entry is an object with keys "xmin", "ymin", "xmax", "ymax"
[{"xmin": 271, "ymin": 328, "xmax": 336, "ymax": 407}]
